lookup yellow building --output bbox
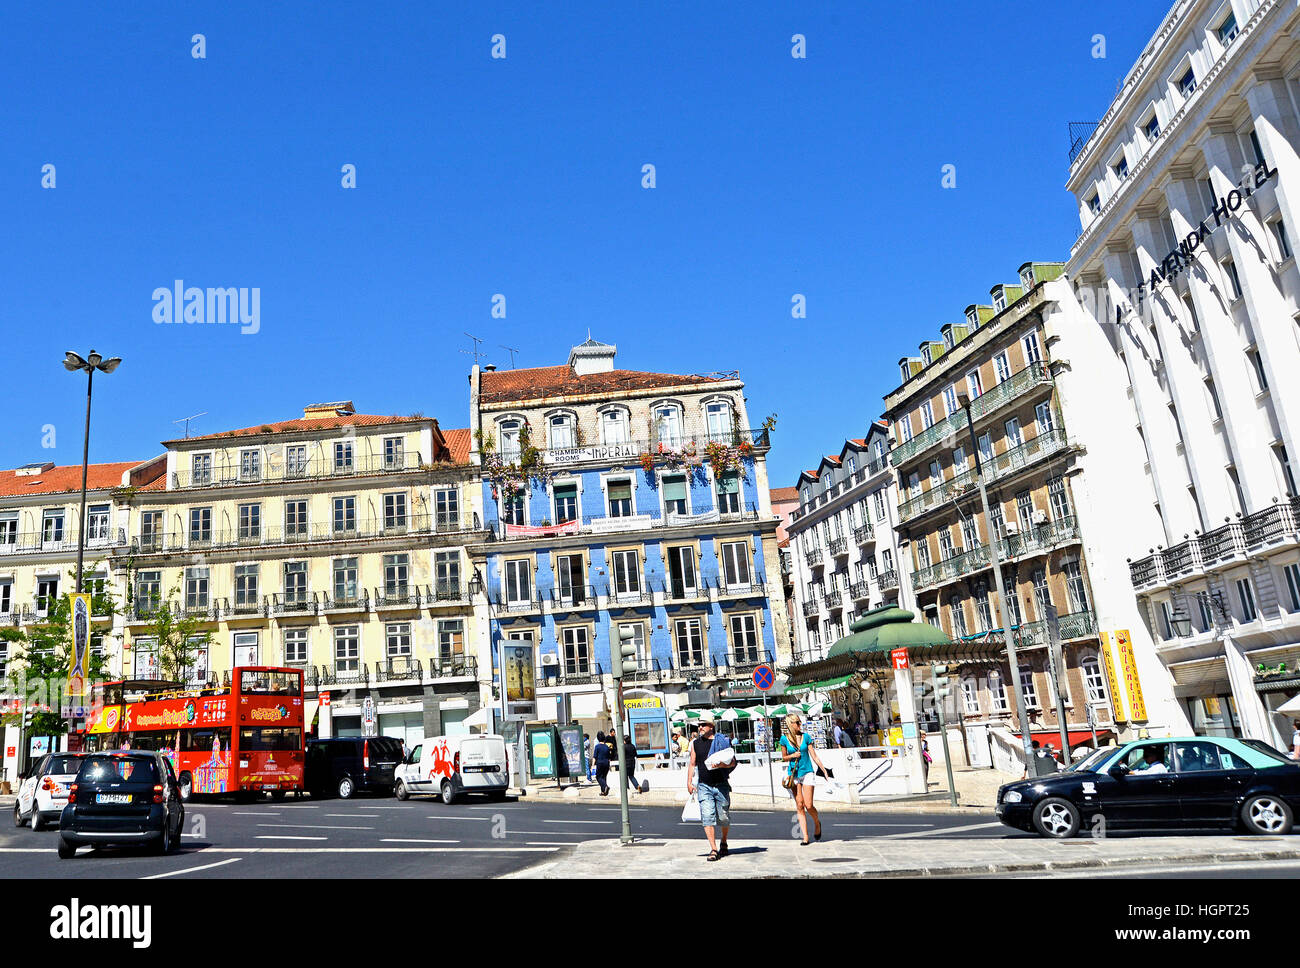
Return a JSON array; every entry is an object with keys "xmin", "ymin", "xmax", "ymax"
[{"xmin": 113, "ymin": 402, "xmax": 489, "ymax": 743}]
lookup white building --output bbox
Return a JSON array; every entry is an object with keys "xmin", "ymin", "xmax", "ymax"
[
  {"xmin": 786, "ymin": 421, "xmax": 914, "ymax": 666},
  {"xmin": 1054, "ymin": 0, "xmax": 1300, "ymax": 744}
]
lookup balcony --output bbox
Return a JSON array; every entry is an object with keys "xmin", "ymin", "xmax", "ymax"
[
  {"xmin": 891, "ymin": 362, "xmax": 1054, "ymax": 468},
  {"xmin": 879, "ymin": 569, "xmax": 899, "ymax": 591},
  {"xmin": 823, "ymin": 589, "xmax": 843, "ymax": 611},
  {"xmin": 897, "ymin": 428, "xmax": 1071, "ymax": 525},
  {"xmin": 318, "ymin": 662, "xmax": 370, "ymax": 687},
  {"xmin": 549, "ymin": 585, "xmax": 599, "ymax": 612},
  {"xmin": 0, "ymin": 528, "xmax": 127, "ymax": 558},
  {"xmin": 603, "ymin": 586, "xmax": 655, "ymax": 608},
  {"xmin": 491, "ymin": 591, "xmax": 543, "ymax": 614},
  {"xmin": 722, "ymin": 648, "xmax": 774, "ymax": 676},
  {"xmin": 1130, "ymin": 506, "xmax": 1292, "ymax": 593},
  {"xmin": 912, "ymin": 516, "xmax": 1083, "ymax": 592},
  {"xmin": 496, "ymin": 505, "xmax": 760, "ymax": 542},
  {"xmin": 374, "ymin": 586, "xmax": 421, "ymax": 610},
  {"xmin": 850, "ymin": 580, "xmax": 871, "ymax": 602},
  {"xmin": 658, "ymin": 579, "xmax": 710, "ymax": 604},
  {"xmin": 801, "ymin": 599, "xmax": 819, "ymax": 618},
  {"xmin": 171, "ymin": 452, "xmax": 429, "ymax": 490},
  {"xmin": 709, "ymin": 575, "xmax": 768, "ymax": 600},
  {"xmin": 428, "ymin": 653, "xmax": 478, "ymax": 679},
  {"xmin": 271, "ymin": 592, "xmax": 319, "ymax": 616},
  {"xmin": 374, "ymin": 656, "xmax": 423, "ymax": 682},
  {"xmin": 853, "ymin": 524, "xmax": 874, "ymax": 546},
  {"xmin": 805, "ymin": 548, "xmax": 824, "ymax": 570},
  {"xmin": 321, "ymin": 591, "xmax": 370, "ymax": 614},
  {"xmin": 526, "ymin": 427, "xmax": 772, "ymax": 470},
  {"xmin": 553, "ymin": 662, "xmax": 606, "ymax": 687},
  {"xmin": 222, "ymin": 596, "xmax": 267, "ymax": 619},
  {"xmin": 425, "ymin": 582, "xmax": 468, "ymax": 606},
  {"xmin": 1244, "ymin": 499, "xmax": 1300, "ymax": 553},
  {"xmin": 827, "ymin": 537, "xmax": 848, "ymax": 559},
  {"xmin": 1013, "ymin": 609, "xmax": 1098, "ymax": 647}
]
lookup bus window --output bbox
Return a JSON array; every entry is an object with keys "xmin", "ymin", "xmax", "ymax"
[
  {"xmin": 239, "ymin": 670, "xmax": 301, "ymax": 697},
  {"xmin": 181, "ymin": 727, "xmax": 232, "ymax": 752},
  {"xmin": 238, "ymin": 727, "xmax": 303, "ymax": 751}
]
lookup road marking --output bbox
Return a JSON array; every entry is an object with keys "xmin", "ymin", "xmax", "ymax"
[
  {"xmin": 526, "ymin": 842, "xmax": 577, "ymax": 846},
  {"xmin": 141, "ymin": 858, "xmax": 242, "ymax": 879},
  {"xmin": 199, "ymin": 846, "xmax": 559, "ymax": 853},
  {"xmin": 380, "ymin": 838, "xmax": 459, "ymax": 844},
  {"xmin": 542, "ymin": 819, "xmax": 621, "ymax": 825},
  {"xmin": 327, "ymin": 813, "xmax": 379, "ymax": 818},
  {"xmin": 836, "ymin": 823, "xmax": 935, "ymax": 828},
  {"xmin": 425, "ymin": 816, "xmax": 492, "ymax": 821},
  {"xmin": 881, "ymin": 821, "xmax": 1004, "ymax": 839},
  {"xmin": 255, "ymin": 835, "xmax": 328, "ymax": 841},
  {"xmin": 677, "ymin": 822, "xmax": 758, "ymax": 827},
  {"xmin": 234, "ymin": 811, "xmax": 276, "ymax": 816},
  {"xmin": 257, "ymin": 823, "xmax": 374, "ymax": 831}
]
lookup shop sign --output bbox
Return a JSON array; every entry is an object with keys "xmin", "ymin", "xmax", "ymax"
[
  {"xmin": 1098, "ymin": 632, "xmax": 1128, "ymax": 723},
  {"xmin": 545, "ymin": 443, "xmax": 641, "ymax": 466},
  {"xmin": 1114, "ymin": 629, "xmax": 1147, "ymax": 722}
]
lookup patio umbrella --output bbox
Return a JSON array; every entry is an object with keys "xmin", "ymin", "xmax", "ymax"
[{"xmin": 1277, "ymin": 693, "xmax": 1300, "ymax": 715}]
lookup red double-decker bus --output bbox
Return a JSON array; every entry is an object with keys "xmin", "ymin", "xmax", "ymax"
[{"xmin": 82, "ymin": 666, "xmax": 305, "ymax": 800}]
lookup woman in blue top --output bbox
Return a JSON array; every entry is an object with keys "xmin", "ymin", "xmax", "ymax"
[{"xmin": 780, "ymin": 713, "xmax": 830, "ymax": 844}]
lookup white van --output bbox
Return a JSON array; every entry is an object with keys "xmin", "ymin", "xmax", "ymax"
[{"xmin": 394, "ymin": 734, "xmax": 509, "ymax": 804}]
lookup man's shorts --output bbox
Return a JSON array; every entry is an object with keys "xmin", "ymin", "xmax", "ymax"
[{"xmin": 696, "ymin": 782, "xmax": 731, "ymax": 827}]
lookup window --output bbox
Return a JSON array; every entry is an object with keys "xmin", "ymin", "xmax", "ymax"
[
  {"xmin": 333, "ymin": 440, "xmax": 353, "ymax": 473},
  {"xmin": 234, "ymin": 564, "xmax": 259, "ymax": 607},
  {"xmin": 846, "ymin": 456, "xmax": 856, "ymax": 474},
  {"xmin": 1015, "ymin": 491, "xmax": 1034, "ymax": 532},
  {"xmin": 975, "ymin": 583, "xmax": 993, "ymax": 631},
  {"xmin": 240, "ymin": 449, "xmax": 261, "ymax": 481},
  {"xmin": 333, "ymin": 497, "xmax": 356, "ymax": 534},
  {"xmin": 87, "ymin": 504, "xmax": 110, "ymax": 542},
  {"xmin": 943, "ymin": 385, "xmax": 959, "ymax": 416},
  {"xmin": 549, "ymin": 414, "xmax": 575, "ymax": 450},
  {"xmin": 334, "ymin": 626, "xmax": 359, "ymax": 673},
  {"xmin": 434, "ymin": 550, "xmax": 460, "ymax": 599},
  {"xmin": 611, "ymin": 549, "xmax": 641, "ymax": 600},
  {"xmin": 1005, "ymin": 589, "xmax": 1024, "ymax": 627},
  {"xmin": 966, "ymin": 368, "xmax": 984, "ymax": 400},
  {"xmin": 1272, "ymin": 219, "xmax": 1293, "ymax": 261},
  {"xmin": 133, "ymin": 571, "xmax": 160, "ymax": 616},
  {"xmin": 993, "ymin": 290, "xmax": 1007, "ymax": 312},
  {"xmin": 1274, "ymin": 445, "xmax": 1296, "ymax": 497},
  {"xmin": 899, "ymin": 418, "xmax": 913, "ymax": 444},
  {"xmin": 906, "ymin": 472, "xmax": 921, "ymax": 500},
  {"xmin": 730, "ymin": 614, "xmax": 760, "ymax": 664},
  {"xmin": 674, "ymin": 618, "xmax": 705, "ymax": 669},
  {"xmin": 666, "ymin": 545, "xmax": 698, "ymax": 598},
  {"xmin": 601, "ymin": 409, "xmax": 629, "ymax": 445},
  {"xmin": 43, "ymin": 509, "xmax": 65, "ymax": 543},
  {"xmin": 284, "ymin": 500, "xmax": 307, "ymax": 538},
  {"xmin": 990, "ymin": 674, "xmax": 1009, "ymax": 712},
  {"xmin": 966, "ymin": 308, "xmax": 981, "ymax": 329},
  {"xmin": 185, "ymin": 567, "xmax": 209, "ymax": 610},
  {"xmin": 191, "ymin": 453, "xmax": 212, "ymax": 485},
  {"xmin": 1088, "ymin": 194, "xmax": 1101, "ymax": 216},
  {"xmin": 1144, "ymin": 114, "xmax": 1160, "ymax": 141},
  {"xmin": 920, "ymin": 401, "xmax": 934, "ymax": 430},
  {"xmin": 721, "ymin": 541, "xmax": 752, "ymax": 588},
  {"xmin": 928, "ymin": 460, "xmax": 942, "ymax": 489},
  {"xmin": 606, "ymin": 479, "xmax": 633, "ymax": 517},
  {"xmin": 989, "ymin": 501, "xmax": 1006, "ymax": 537},
  {"xmin": 1177, "ymin": 67, "xmax": 1196, "ymax": 98},
  {"xmin": 1032, "ymin": 568, "xmax": 1051, "ymax": 619},
  {"xmin": 384, "ymin": 492, "xmax": 407, "ymax": 531},
  {"xmin": 285, "ymin": 445, "xmax": 308, "ymax": 477},
  {"xmin": 1197, "ymin": 593, "xmax": 1214, "ymax": 632},
  {"xmin": 1236, "ymin": 578, "xmax": 1257, "ymax": 622},
  {"xmin": 994, "ymin": 352, "xmax": 1011, "ymax": 384},
  {"xmin": 1217, "ymin": 10, "xmax": 1238, "ymax": 43},
  {"xmin": 1113, "ymin": 156, "xmax": 1129, "ymax": 180},
  {"xmin": 0, "ymin": 580, "xmax": 10, "ymax": 617},
  {"xmin": 1160, "ymin": 600, "xmax": 1176, "ymax": 640},
  {"xmin": 384, "ymin": 436, "xmax": 404, "ymax": 470},
  {"xmin": 0, "ymin": 511, "xmax": 16, "ymax": 546},
  {"xmin": 554, "ymin": 482, "xmax": 578, "ymax": 523},
  {"xmin": 1063, "ymin": 561, "xmax": 1090, "ymax": 613},
  {"xmin": 1022, "ymin": 332, "xmax": 1042, "ymax": 365},
  {"xmin": 437, "ymin": 620, "xmax": 465, "ymax": 663},
  {"xmin": 960, "ymin": 678, "xmax": 979, "ymax": 715},
  {"xmin": 386, "ymin": 622, "xmax": 412, "ymax": 659},
  {"xmin": 961, "ymin": 516, "xmax": 980, "ymax": 550},
  {"xmin": 561, "ymin": 627, "xmax": 591, "ymax": 675},
  {"xmin": 1283, "ymin": 563, "xmax": 1300, "ymax": 612},
  {"xmin": 1223, "ymin": 259, "xmax": 1242, "ymax": 300},
  {"xmin": 617, "ymin": 622, "xmax": 646, "ymax": 668},
  {"xmin": 555, "ymin": 553, "xmax": 586, "ymax": 605},
  {"xmin": 1248, "ymin": 348, "xmax": 1269, "ymax": 392},
  {"xmin": 915, "ymin": 541, "xmax": 931, "ymax": 571},
  {"xmin": 1249, "ymin": 128, "xmax": 1266, "ymax": 167},
  {"xmin": 1035, "ymin": 402, "xmax": 1056, "ymax": 433},
  {"xmin": 189, "ymin": 507, "xmax": 211, "ymax": 545},
  {"xmin": 1020, "ymin": 666, "xmax": 1040, "ymax": 709},
  {"xmin": 952, "ymin": 446, "xmax": 967, "ymax": 473},
  {"xmin": 706, "ymin": 401, "xmax": 734, "ymax": 442},
  {"xmin": 284, "ymin": 562, "xmax": 307, "ymax": 604},
  {"xmin": 1047, "ymin": 475, "xmax": 1071, "ymax": 521},
  {"xmin": 654, "ymin": 405, "xmax": 682, "ymax": 448},
  {"xmin": 938, "ymin": 531, "xmax": 955, "ymax": 561},
  {"xmin": 505, "ymin": 559, "xmax": 532, "ymax": 606},
  {"xmin": 948, "ymin": 597, "xmax": 968, "ymax": 637},
  {"xmin": 283, "ymin": 629, "xmax": 308, "ymax": 666},
  {"xmin": 383, "ymin": 553, "xmax": 409, "ymax": 597},
  {"xmin": 873, "ymin": 490, "xmax": 886, "ymax": 521},
  {"xmin": 500, "ymin": 421, "xmax": 521, "ymax": 462},
  {"xmin": 333, "ymin": 557, "xmax": 359, "ymax": 602},
  {"xmin": 663, "ymin": 475, "xmax": 688, "ymax": 516},
  {"xmin": 1082, "ymin": 656, "xmax": 1107, "ymax": 704},
  {"xmin": 434, "ymin": 488, "xmax": 459, "ymax": 530},
  {"xmin": 1205, "ymin": 378, "xmax": 1223, "ymax": 421}
]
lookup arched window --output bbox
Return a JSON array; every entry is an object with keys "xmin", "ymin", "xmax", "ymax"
[
  {"xmin": 548, "ymin": 413, "xmax": 576, "ymax": 450},
  {"xmin": 704, "ymin": 400, "xmax": 734, "ymax": 443},
  {"xmin": 961, "ymin": 677, "xmax": 980, "ymax": 715},
  {"xmin": 499, "ymin": 420, "xmax": 521, "ymax": 462},
  {"xmin": 653, "ymin": 403, "xmax": 683, "ymax": 448},
  {"xmin": 599, "ymin": 408, "xmax": 629, "ymax": 445}
]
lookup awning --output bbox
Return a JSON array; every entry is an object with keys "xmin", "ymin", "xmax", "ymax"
[
  {"xmin": 1018, "ymin": 729, "xmax": 1115, "ymax": 749},
  {"xmin": 786, "ymin": 674, "xmax": 854, "ymax": 694}
]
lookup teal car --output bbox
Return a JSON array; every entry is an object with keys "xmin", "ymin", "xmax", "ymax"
[{"xmin": 995, "ymin": 737, "xmax": 1300, "ymax": 839}]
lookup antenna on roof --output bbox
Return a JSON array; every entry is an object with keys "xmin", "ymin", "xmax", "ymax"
[
  {"xmin": 172, "ymin": 412, "xmax": 208, "ymax": 439},
  {"xmin": 460, "ymin": 332, "xmax": 485, "ymax": 367},
  {"xmin": 499, "ymin": 345, "xmax": 520, "ymax": 369}
]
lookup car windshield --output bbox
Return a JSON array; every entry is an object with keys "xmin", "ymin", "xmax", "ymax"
[
  {"xmin": 1065, "ymin": 747, "xmax": 1117, "ymax": 773},
  {"xmin": 77, "ymin": 755, "xmax": 159, "ymax": 785}
]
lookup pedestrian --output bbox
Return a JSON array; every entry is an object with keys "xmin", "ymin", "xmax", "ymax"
[
  {"xmin": 686, "ymin": 712, "xmax": 736, "ymax": 861},
  {"xmin": 592, "ymin": 730, "xmax": 612, "ymax": 796},
  {"xmin": 831, "ymin": 719, "xmax": 846, "ymax": 748},
  {"xmin": 1291, "ymin": 720, "xmax": 1300, "ymax": 760},
  {"xmin": 1023, "ymin": 740, "xmax": 1041, "ymax": 779},
  {"xmin": 780, "ymin": 713, "xmax": 829, "ymax": 845},
  {"xmin": 920, "ymin": 730, "xmax": 932, "ymax": 787},
  {"xmin": 622, "ymin": 734, "xmax": 642, "ymax": 794}
]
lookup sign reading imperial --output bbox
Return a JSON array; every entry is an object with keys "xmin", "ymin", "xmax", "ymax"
[{"xmin": 544, "ymin": 443, "xmax": 641, "ymax": 465}]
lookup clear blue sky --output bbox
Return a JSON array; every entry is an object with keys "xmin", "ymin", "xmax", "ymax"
[{"xmin": 0, "ymin": 0, "xmax": 1170, "ymax": 487}]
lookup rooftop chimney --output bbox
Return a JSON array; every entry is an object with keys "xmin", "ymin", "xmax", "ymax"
[
  {"xmin": 568, "ymin": 336, "xmax": 616, "ymax": 376},
  {"xmin": 484, "ymin": 364, "xmax": 497, "ymax": 372}
]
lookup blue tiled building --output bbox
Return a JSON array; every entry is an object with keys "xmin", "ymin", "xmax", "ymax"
[{"xmin": 467, "ymin": 339, "xmax": 790, "ymax": 727}]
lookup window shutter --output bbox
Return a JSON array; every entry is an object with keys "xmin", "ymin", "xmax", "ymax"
[
  {"xmin": 717, "ymin": 473, "xmax": 739, "ymax": 495},
  {"xmin": 664, "ymin": 478, "xmax": 687, "ymax": 502},
  {"xmin": 608, "ymin": 480, "xmax": 632, "ymax": 502}
]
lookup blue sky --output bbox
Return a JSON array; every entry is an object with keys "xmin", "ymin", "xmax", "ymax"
[{"xmin": 0, "ymin": 0, "xmax": 1171, "ymax": 487}]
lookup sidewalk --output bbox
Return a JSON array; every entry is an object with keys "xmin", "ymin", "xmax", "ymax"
[
  {"xmin": 506, "ymin": 833, "xmax": 1300, "ymax": 879},
  {"xmin": 523, "ymin": 764, "xmax": 1019, "ymax": 815}
]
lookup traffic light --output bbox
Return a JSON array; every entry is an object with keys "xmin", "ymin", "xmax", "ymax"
[
  {"xmin": 612, "ymin": 626, "xmax": 639, "ymax": 681},
  {"xmin": 932, "ymin": 664, "xmax": 953, "ymax": 700}
]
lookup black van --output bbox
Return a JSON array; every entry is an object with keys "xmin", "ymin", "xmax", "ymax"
[{"xmin": 305, "ymin": 737, "xmax": 405, "ymax": 799}]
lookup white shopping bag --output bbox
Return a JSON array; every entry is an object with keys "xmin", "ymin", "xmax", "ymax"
[
  {"xmin": 681, "ymin": 796, "xmax": 701, "ymax": 823},
  {"xmin": 704, "ymin": 746, "xmax": 736, "ymax": 769}
]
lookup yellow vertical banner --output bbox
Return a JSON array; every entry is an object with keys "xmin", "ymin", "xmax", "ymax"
[
  {"xmin": 1114, "ymin": 629, "xmax": 1147, "ymax": 722},
  {"xmin": 1098, "ymin": 631, "xmax": 1127, "ymax": 723},
  {"xmin": 68, "ymin": 592, "xmax": 92, "ymax": 698}
]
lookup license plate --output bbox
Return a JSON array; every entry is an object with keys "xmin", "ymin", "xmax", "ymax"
[{"xmin": 95, "ymin": 793, "xmax": 131, "ymax": 804}]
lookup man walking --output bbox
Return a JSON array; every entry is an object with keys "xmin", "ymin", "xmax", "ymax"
[
  {"xmin": 687, "ymin": 712, "xmax": 736, "ymax": 861},
  {"xmin": 592, "ymin": 730, "xmax": 612, "ymax": 796},
  {"xmin": 622, "ymin": 734, "xmax": 642, "ymax": 795}
]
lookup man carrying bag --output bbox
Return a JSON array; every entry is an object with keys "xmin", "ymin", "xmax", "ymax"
[{"xmin": 686, "ymin": 712, "xmax": 737, "ymax": 862}]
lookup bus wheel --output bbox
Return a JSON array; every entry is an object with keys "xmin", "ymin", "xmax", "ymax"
[
  {"xmin": 178, "ymin": 773, "xmax": 194, "ymax": 803},
  {"xmin": 440, "ymin": 780, "xmax": 457, "ymax": 805}
]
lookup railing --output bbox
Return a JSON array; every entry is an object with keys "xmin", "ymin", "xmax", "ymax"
[
  {"xmin": 878, "ymin": 569, "xmax": 899, "ymax": 590},
  {"xmin": 708, "ymin": 576, "xmax": 768, "ymax": 598},
  {"xmin": 171, "ymin": 452, "xmax": 428, "ymax": 489},
  {"xmin": 1131, "ymin": 505, "xmax": 1297, "ymax": 590},
  {"xmin": 0, "ymin": 528, "xmax": 127, "ymax": 557},
  {"xmin": 321, "ymin": 591, "xmax": 370, "ymax": 613},
  {"xmin": 853, "ymin": 524, "xmax": 874, "ymax": 545},
  {"xmin": 1199, "ymin": 523, "xmax": 1245, "ymax": 567},
  {"xmin": 828, "ymin": 537, "xmax": 848, "ymax": 558},
  {"xmin": 801, "ymin": 599, "xmax": 819, "ymax": 617},
  {"xmin": 271, "ymin": 592, "xmax": 319, "ymax": 616},
  {"xmin": 374, "ymin": 586, "xmax": 421, "ymax": 609},
  {"xmin": 1162, "ymin": 538, "xmax": 1202, "ymax": 581},
  {"xmin": 514, "ymin": 428, "xmax": 771, "ymax": 467},
  {"xmin": 891, "ymin": 362, "xmax": 1054, "ymax": 468},
  {"xmin": 549, "ymin": 585, "xmax": 600, "ymax": 611},
  {"xmin": 222, "ymin": 596, "xmax": 267, "ymax": 618},
  {"xmin": 1244, "ymin": 501, "xmax": 1299, "ymax": 550},
  {"xmin": 912, "ymin": 517, "xmax": 1083, "ymax": 591},
  {"xmin": 824, "ymin": 589, "xmax": 843, "ymax": 610},
  {"xmin": 657, "ymin": 579, "xmax": 710, "ymax": 603},
  {"xmin": 494, "ymin": 504, "xmax": 760, "ymax": 541},
  {"xmin": 490, "ymin": 592, "xmax": 543, "ymax": 613},
  {"xmin": 554, "ymin": 662, "xmax": 606, "ymax": 686},
  {"xmin": 849, "ymin": 580, "xmax": 871, "ymax": 601},
  {"xmin": 723, "ymin": 649, "xmax": 774, "ymax": 674},
  {"xmin": 125, "ymin": 515, "xmax": 481, "ymax": 556},
  {"xmin": 1014, "ymin": 609, "xmax": 1098, "ymax": 647},
  {"xmin": 318, "ymin": 661, "xmax": 370, "ymax": 686},
  {"xmin": 429, "ymin": 654, "xmax": 477, "ymax": 679},
  {"xmin": 897, "ymin": 429, "xmax": 1070, "ymax": 524},
  {"xmin": 426, "ymin": 582, "xmax": 467, "ymax": 604},
  {"xmin": 805, "ymin": 548, "xmax": 824, "ymax": 569},
  {"xmin": 375, "ymin": 656, "xmax": 422, "ymax": 682}
]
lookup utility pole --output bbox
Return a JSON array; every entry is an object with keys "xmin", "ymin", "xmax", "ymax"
[
  {"xmin": 931, "ymin": 664, "xmax": 959, "ymax": 806},
  {"xmin": 1045, "ymin": 605, "xmax": 1071, "ymax": 766},
  {"xmin": 610, "ymin": 626, "xmax": 639, "ymax": 844}
]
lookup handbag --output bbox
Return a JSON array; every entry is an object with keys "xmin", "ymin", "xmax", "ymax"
[
  {"xmin": 681, "ymin": 795, "xmax": 702, "ymax": 822},
  {"xmin": 780, "ymin": 735, "xmax": 798, "ymax": 789}
]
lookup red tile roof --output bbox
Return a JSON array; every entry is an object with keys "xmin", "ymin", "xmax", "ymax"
[
  {"xmin": 0, "ymin": 462, "xmax": 140, "ymax": 499},
  {"xmin": 442, "ymin": 428, "xmax": 473, "ymax": 465},
  {"xmin": 480, "ymin": 366, "xmax": 730, "ymax": 404},
  {"xmin": 770, "ymin": 487, "xmax": 800, "ymax": 503},
  {"xmin": 163, "ymin": 413, "xmax": 427, "ymax": 445}
]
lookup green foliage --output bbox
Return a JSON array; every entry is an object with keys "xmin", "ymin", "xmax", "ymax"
[{"xmin": 140, "ymin": 584, "xmax": 214, "ymax": 683}]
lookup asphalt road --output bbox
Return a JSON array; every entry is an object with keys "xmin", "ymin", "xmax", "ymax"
[{"xmin": 0, "ymin": 794, "xmax": 1009, "ymax": 879}]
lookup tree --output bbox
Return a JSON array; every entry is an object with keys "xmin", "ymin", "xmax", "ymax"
[{"xmin": 138, "ymin": 584, "xmax": 213, "ymax": 683}]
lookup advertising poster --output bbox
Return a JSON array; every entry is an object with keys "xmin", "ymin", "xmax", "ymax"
[
  {"xmin": 1114, "ymin": 629, "xmax": 1147, "ymax": 722},
  {"xmin": 68, "ymin": 593, "xmax": 91, "ymax": 697},
  {"xmin": 527, "ymin": 725, "xmax": 556, "ymax": 778},
  {"xmin": 504, "ymin": 643, "xmax": 536, "ymax": 719},
  {"xmin": 1098, "ymin": 631, "xmax": 1128, "ymax": 723},
  {"xmin": 557, "ymin": 724, "xmax": 584, "ymax": 778}
]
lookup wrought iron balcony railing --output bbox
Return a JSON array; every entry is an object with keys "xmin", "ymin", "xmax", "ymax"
[
  {"xmin": 805, "ymin": 548, "xmax": 824, "ymax": 569},
  {"xmin": 549, "ymin": 585, "xmax": 600, "ymax": 611},
  {"xmin": 171, "ymin": 452, "xmax": 429, "ymax": 489},
  {"xmin": 911, "ymin": 516, "xmax": 1083, "ymax": 592},
  {"xmin": 853, "ymin": 524, "xmax": 874, "ymax": 545},
  {"xmin": 828, "ymin": 537, "xmax": 848, "ymax": 558},
  {"xmin": 878, "ymin": 569, "xmax": 899, "ymax": 590},
  {"xmin": 124, "ymin": 514, "xmax": 481, "ymax": 556},
  {"xmin": 0, "ymin": 528, "xmax": 127, "ymax": 557}
]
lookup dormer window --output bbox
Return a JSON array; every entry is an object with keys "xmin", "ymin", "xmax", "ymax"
[
  {"xmin": 965, "ymin": 308, "xmax": 980, "ymax": 330},
  {"xmin": 1217, "ymin": 11, "xmax": 1238, "ymax": 44},
  {"xmin": 942, "ymin": 330, "xmax": 954, "ymax": 350},
  {"xmin": 900, "ymin": 363, "xmax": 912, "ymax": 383},
  {"xmin": 1178, "ymin": 67, "xmax": 1196, "ymax": 98},
  {"xmin": 846, "ymin": 456, "xmax": 856, "ymax": 473},
  {"xmin": 921, "ymin": 346, "xmax": 932, "ymax": 366},
  {"xmin": 993, "ymin": 290, "xmax": 1007, "ymax": 312},
  {"xmin": 1020, "ymin": 268, "xmax": 1035, "ymax": 289},
  {"xmin": 802, "ymin": 487, "xmax": 811, "ymax": 503}
]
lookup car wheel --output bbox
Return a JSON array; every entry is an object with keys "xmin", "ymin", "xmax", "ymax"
[
  {"xmin": 178, "ymin": 773, "xmax": 194, "ymax": 803},
  {"xmin": 1241, "ymin": 794, "xmax": 1293, "ymax": 835},
  {"xmin": 57, "ymin": 837, "xmax": 76, "ymax": 859},
  {"xmin": 394, "ymin": 780, "xmax": 409, "ymax": 801},
  {"xmin": 13, "ymin": 803, "xmax": 24, "ymax": 828},
  {"xmin": 440, "ymin": 780, "xmax": 457, "ymax": 805},
  {"xmin": 30, "ymin": 806, "xmax": 43, "ymax": 832},
  {"xmin": 337, "ymin": 776, "xmax": 355, "ymax": 800},
  {"xmin": 1031, "ymin": 797, "xmax": 1080, "ymax": 839}
]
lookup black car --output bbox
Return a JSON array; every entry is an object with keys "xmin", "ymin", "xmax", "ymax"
[
  {"xmin": 58, "ymin": 751, "xmax": 185, "ymax": 858},
  {"xmin": 995, "ymin": 737, "xmax": 1300, "ymax": 839},
  {"xmin": 305, "ymin": 736, "xmax": 404, "ymax": 799}
]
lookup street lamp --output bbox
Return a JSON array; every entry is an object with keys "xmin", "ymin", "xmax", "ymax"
[
  {"xmin": 1169, "ymin": 604, "xmax": 1193, "ymax": 638},
  {"xmin": 63, "ymin": 350, "xmax": 121, "ymax": 596},
  {"xmin": 953, "ymin": 388, "xmax": 1037, "ymax": 774}
]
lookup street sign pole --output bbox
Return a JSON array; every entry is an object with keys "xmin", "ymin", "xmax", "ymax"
[
  {"xmin": 753, "ymin": 664, "xmax": 776, "ymax": 805},
  {"xmin": 1046, "ymin": 605, "xmax": 1071, "ymax": 767},
  {"xmin": 932, "ymin": 665, "xmax": 958, "ymax": 807},
  {"xmin": 612, "ymin": 627, "xmax": 639, "ymax": 845}
]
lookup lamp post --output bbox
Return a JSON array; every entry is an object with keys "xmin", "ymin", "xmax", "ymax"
[
  {"xmin": 62, "ymin": 350, "xmax": 121, "ymax": 596},
  {"xmin": 954, "ymin": 389, "xmax": 1037, "ymax": 774}
]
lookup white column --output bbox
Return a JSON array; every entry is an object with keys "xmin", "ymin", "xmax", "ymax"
[
  {"xmin": 893, "ymin": 663, "xmax": 927, "ymax": 793},
  {"xmin": 1221, "ymin": 631, "xmax": 1272, "ymax": 743}
]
